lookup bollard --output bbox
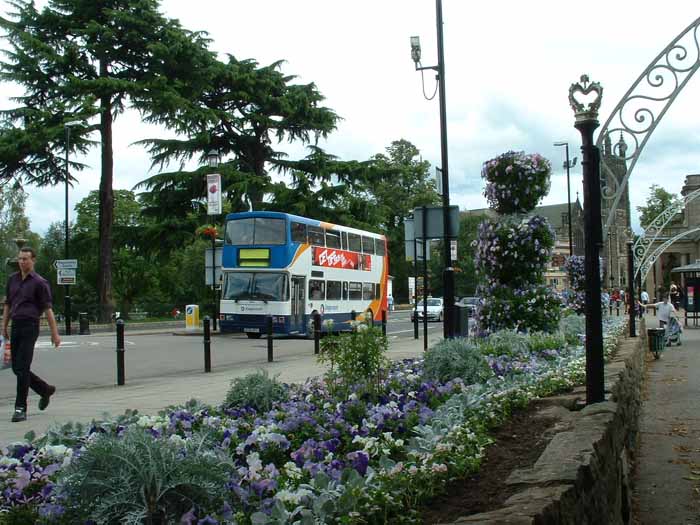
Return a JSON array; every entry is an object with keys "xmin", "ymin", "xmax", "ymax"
[
  {"xmin": 609, "ymin": 304, "xmax": 613, "ymax": 316},
  {"xmin": 381, "ymin": 310, "xmax": 386, "ymax": 336},
  {"xmin": 79, "ymin": 312, "xmax": 90, "ymax": 335},
  {"xmin": 203, "ymin": 316, "xmax": 211, "ymax": 373},
  {"xmin": 314, "ymin": 312, "xmax": 321, "ymax": 355},
  {"xmin": 414, "ymin": 307, "xmax": 419, "ymax": 339},
  {"xmin": 116, "ymin": 319, "xmax": 125, "ymax": 386},
  {"xmin": 267, "ymin": 316, "xmax": 273, "ymax": 362},
  {"xmin": 350, "ymin": 310, "xmax": 356, "ymax": 321},
  {"xmin": 616, "ymin": 305, "xmax": 620, "ymax": 316}
]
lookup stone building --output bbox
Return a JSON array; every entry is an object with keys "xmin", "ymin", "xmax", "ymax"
[
  {"xmin": 642, "ymin": 174, "xmax": 700, "ymax": 299},
  {"xmin": 601, "ymin": 134, "xmax": 635, "ymax": 292}
]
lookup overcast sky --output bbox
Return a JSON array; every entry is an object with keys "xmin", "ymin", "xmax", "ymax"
[{"xmin": 2, "ymin": 1, "xmax": 699, "ymax": 235}]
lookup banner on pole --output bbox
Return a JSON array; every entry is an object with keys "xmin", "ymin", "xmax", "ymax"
[{"xmin": 207, "ymin": 174, "xmax": 222, "ymax": 215}]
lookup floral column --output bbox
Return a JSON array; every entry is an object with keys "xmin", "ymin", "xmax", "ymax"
[{"xmin": 474, "ymin": 151, "xmax": 561, "ymax": 334}]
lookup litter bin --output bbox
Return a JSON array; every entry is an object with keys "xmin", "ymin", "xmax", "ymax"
[
  {"xmin": 185, "ymin": 305, "xmax": 199, "ymax": 331},
  {"xmin": 79, "ymin": 312, "xmax": 90, "ymax": 335},
  {"xmin": 647, "ymin": 328, "xmax": 665, "ymax": 359},
  {"xmin": 454, "ymin": 305, "xmax": 471, "ymax": 337}
]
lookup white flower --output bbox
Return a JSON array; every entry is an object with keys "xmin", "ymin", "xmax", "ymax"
[
  {"xmin": 169, "ymin": 434, "xmax": 187, "ymax": 447},
  {"xmin": 275, "ymin": 488, "xmax": 313, "ymax": 505},
  {"xmin": 39, "ymin": 444, "xmax": 72, "ymax": 460},
  {"xmin": 0, "ymin": 456, "xmax": 20, "ymax": 467}
]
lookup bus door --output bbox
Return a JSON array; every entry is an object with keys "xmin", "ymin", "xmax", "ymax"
[{"xmin": 291, "ymin": 276, "xmax": 306, "ymax": 333}]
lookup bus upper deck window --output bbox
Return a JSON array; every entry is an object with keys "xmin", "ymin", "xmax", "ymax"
[
  {"xmin": 375, "ymin": 238, "xmax": 386, "ymax": 256},
  {"xmin": 362, "ymin": 236, "xmax": 375, "ymax": 254},
  {"xmin": 254, "ymin": 218, "xmax": 286, "ymax": 245},
  {"xmin": 341, "ymin": 231, "xmax": 348, "ymax": 250},
  {"xmin": 326, "ymin": 229, "xmax": 341, "ymax": 249},
  {"xmin": 291, "ymin": 222, "xmax": 307, "ymax": 243},
  {"xmin": 308, "ymin": 226, "xmax": 325, "ymax": 246},
  {"xmin": 226, "ymin": 218, "xmax": 255, "ymax": 245},
  {"xmin": 348, "ymin": 233, "xmax": 361, "ymax": 252}
]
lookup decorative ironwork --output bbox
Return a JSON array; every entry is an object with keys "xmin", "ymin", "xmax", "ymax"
[
  {"xmin": 597, "ymin": 17, "xmax": 700, "ymax": 237},
  {"xmin": 568, "ymin": 75, "xmax": 603, "ymax": 122},
  {"xmin": 638, "ymin": 226, "xmax": 700, "ymax": 282},
  {"xmin": 633, "ymin": 187, "xmax": 700, "ymax": 271}
]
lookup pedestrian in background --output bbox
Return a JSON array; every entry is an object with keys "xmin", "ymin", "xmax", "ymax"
[
  {"xmin": 2, "ymin": 247, "xmax": 60, "ymax": 423},
  {"xmin": 645, "ymin": 294, "xmax": 677, "ymax": 329}
]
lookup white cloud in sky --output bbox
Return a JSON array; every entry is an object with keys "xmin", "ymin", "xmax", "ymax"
[{"xmin": 3, "ymin": 0, "xmax": 700, "ymax": 235}]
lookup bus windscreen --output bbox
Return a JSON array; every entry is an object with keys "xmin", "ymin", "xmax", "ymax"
[{"xmin": 223, "ymin": 272, "xmax": 289, "ymax": 301}]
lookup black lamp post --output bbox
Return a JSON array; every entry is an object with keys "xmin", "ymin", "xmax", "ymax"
[
  {"xmin": 63, "ymin": 120, "xmax": 82, "ymax": 335},
  {"xmin": 569, "ymin": 74, "xmax": 605, "ymax": 405},
  {"xmin": 627, "ymin": 240, "xmax": 636, "ymax": 337},
  {"xmin": 553, "ymin": 142, "xmax": 577, "ymax": 257},
  {"xmin": 207, "ymin": 149, "xmax": 220, "ymax": 331},
  {"xmin": 410, "ymin": 0, "xmax": 456, "ymax": 338}
]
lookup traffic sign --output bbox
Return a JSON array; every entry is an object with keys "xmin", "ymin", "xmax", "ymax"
[
  {"xmin": 57, "ymin": 268, "xmax": 76, "ymax": 285},
  {"xmin": 54, "ymin": 259, "xmax": 78, "ymax": 269}
]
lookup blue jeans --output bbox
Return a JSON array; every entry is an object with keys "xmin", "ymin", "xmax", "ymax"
[{"xmin": 11, "ymin": 319, "xmax": 50, "ymax": 410}]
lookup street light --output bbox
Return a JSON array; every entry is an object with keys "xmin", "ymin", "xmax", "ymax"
[
  {"xmin": 64, "ymin": 120, "xmax": 82, "ymax": 336},
  {"xmin": 206, "ymin": 149, "xmax": 220, "ymax": 331},
  {"xmin": 569, "ymin": 74, "xmax": 605, "ymax": 404},
  {"xmin": 553, "ymin": 142, "xmax": 578, "ymax": 257},
  {"xmin": 410, "ymin": 0, "xmax": 456, "ymax": 339}
]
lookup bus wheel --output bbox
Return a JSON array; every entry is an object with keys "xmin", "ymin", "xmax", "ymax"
[{"xmin": 246, "ymin": 333, "xmax": 262, "ymax": 339}]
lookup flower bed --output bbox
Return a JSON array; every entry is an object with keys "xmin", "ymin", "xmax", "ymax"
[{"xmin": 0, "ymin": 318, "xmax": 627, "ymax": 524}]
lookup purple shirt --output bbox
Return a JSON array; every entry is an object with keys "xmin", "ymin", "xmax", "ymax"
[{"xmin": 4, "ymin": 271, "xmax": 53, "ymax": 321}]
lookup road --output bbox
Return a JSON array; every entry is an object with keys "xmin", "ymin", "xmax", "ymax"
[{"xmin": 0, "ymin": 311, "xmax": 452, "ymax": 404}]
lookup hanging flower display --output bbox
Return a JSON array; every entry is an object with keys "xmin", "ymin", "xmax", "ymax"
[
  {"xmin": 474, "ymin": 216, "xmax": 555, "ymax": 288},
  {"xmin": 475, "ymin": 150, "xmax": 560, "ymax": 335},
  {"xmin": 197, "ymin": 225, "xmax": 218, "ymax": 240},
  {"xmin": 474, "ymin": 283, "xmax": 562, "ymax": 334},
  {"xmin": 482, "ymin": 151, "xmax": 552, "ymax": 215}
]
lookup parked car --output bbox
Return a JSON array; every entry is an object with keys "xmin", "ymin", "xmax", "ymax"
[
  {"xmin": 458, "ymin": 296, "xmax": 479, "ymax": 317},
  {"xmin": 411, "ymin": 297, "xmax": 444, "ymax": 322}
]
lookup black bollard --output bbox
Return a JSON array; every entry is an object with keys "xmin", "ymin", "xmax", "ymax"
[
  {"xmin": 116, "ymin": 319, "xmax": 125, "ymax": 386},
  {"xmin": 203, "ymin": 316, "xmax": 211, "ymax": 373},
  {"xmin": 414, "ymin": 305, "xmax": 419, "ymax": 339},
  {"xmin": 381, "ymin": 310, "xmax": 387, "ymax": 336},
  {"xmin": 314, "ymin": 312, "xmax": 321, "ymax": 355},
  {"xmin": 79, "ymin": 312, "xmax": 90, "ymax": 335},
  {"xmin": 351, "ymin": 310, "xmax": 356, "ymax": 321},
  {"xmin": 616, "ymin": 305, "xmax": 620, "ymax": 316},
  {"xmin": 267, "ymin": 316, "xmax": 273, "ymax": 363},
  {"xmin": 609, "ymin": 304, "xmax": 613, "ymax": 316}
]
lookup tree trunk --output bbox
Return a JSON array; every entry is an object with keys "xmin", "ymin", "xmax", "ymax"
[{"xmin": 98, "ymin": 59, "xmax": 115, "ymax": 323}]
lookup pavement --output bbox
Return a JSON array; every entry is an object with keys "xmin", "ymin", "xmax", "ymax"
[
  {"xmin": 633, "ymin": 313, "xmax": 700, "ymax": 524},
  {"xmin": 0, "ymin": 324, "xmax": 441, "ymax": 445}
]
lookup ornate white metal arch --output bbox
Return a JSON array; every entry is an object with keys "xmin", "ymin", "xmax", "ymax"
[
  {"xmin": 597, "ymin": 17, "xmax": 700, "ymax": 237},
  {"xmin": 638, "ymin": 227, "xmax": 700, "ymax": 282},
  {"xmin": 633, "ymin": 187, "xmax": 700, "ymax": 269}
]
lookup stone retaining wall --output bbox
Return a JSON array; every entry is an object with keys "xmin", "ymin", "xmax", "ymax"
[{"xmin": 449, "ymin": 324, "xmax": 646, "ymax": 524}]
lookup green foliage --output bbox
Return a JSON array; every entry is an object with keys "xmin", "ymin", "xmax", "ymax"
[
  {"xmin": 477, "ymin": 330, "xmax": 531, "ymax": 358},
  {"xmin": 423, "ymin": 338, "xmax": 493, "ymax": 384},
  {"xmin": 318, "ymin": 325, "xmax": 389, "ymax": 400},
  {"xmin": 57, "ymin": 427, "xmax": 232, "ymax": 524},
  {"xmin": 559, "ymin": 314, "xmax": 586, "ymax": 345},
  {"xmin": 223, "ymin": 370, "xmax": 289, "ymax": 413},
  {"xmin": 637, "ymin": 184, "xmax": 681, "ymax": 228},
  {"xmin": 526, "ymin": 332, "xmax": 567, "ymax": 356}
]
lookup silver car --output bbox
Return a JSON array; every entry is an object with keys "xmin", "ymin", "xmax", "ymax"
[{"xmin": 411, "ymin": 297, "xmax": 444, "ymax": 322}]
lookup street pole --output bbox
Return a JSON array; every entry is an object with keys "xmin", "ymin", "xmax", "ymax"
[
  {"xmin": 627, "ymin": 240, "xmax": 637, "ymax": 337},
  {"xmin": 564, "ymin": 144, "xmax": 574, "ymax": 258},
  {"xmin": 211, "ymin": 225, "xmax": 217, "ymax": 331},
  {"xmin": 569, "ymin": 74, "xmax": 605, "ymax": 405},
  {"xmin": 64, "ymin": 125, "xmax": 72, "ymax": 336},
  {"xmin": 435, "ymin": 0, "xmax": 455, "ymax": 339}
]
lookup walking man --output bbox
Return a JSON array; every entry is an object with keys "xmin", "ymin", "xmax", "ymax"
[{"xmin": 2, "ymin": 247, "xmax": 60, "ymax": 422}]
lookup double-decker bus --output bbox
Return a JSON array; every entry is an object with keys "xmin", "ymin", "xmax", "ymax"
[{"xmin": 219, "ymin": 211, "xmax": 389, "ymax": 337}]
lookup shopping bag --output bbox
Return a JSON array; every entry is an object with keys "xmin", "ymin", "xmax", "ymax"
[{"xmin": 1, "ymin": 337, "xmax": 11, "ymax": 369}]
